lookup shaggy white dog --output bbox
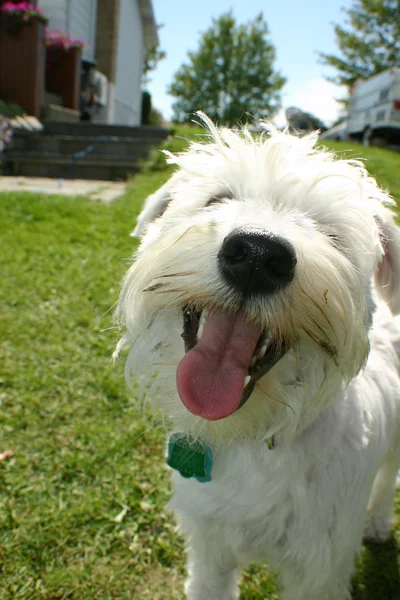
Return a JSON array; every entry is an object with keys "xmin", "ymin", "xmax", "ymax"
[{"xmin": 115, "ymin": 114, "xmax": 400, "ymax": 600}]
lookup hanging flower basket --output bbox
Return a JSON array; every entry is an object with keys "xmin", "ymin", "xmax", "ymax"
[
  {"xmin": 45, "ymin": 28, "xmax": 85, "ymax": 66},
  {"xmin": 45, "ymin": 30, "xmax": 86, "ymax": 111},
  {"xmin": 45, "ymin": 28, "xmax": 86, "ymax": 50},
  {"xmin": 0, "ymin": 2, "xmax": 48, "ymax": 35},
  {"xmin": 0, "ymin": 9, "xmax": 46, "ymax": 117}
]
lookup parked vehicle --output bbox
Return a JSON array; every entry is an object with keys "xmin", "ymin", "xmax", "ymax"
[{"xmin": 347, "ymin": 67, "xmax": 400, "ymax": 145}]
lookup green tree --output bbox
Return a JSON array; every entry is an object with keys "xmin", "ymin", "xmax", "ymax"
[
  {"xmin": 143, "ymin": 46, "xmax": 166, "ymax": 85},
  {"xmin": 320, "ymin": 0, "xmax": 400, "ymax": 88},
  {"xmin": 168, "ymin": 12, "xmax": 286, "ymax": 125},
  {"xmin": 141, "ymin": 42, "xmax": 166, "ymax": 125}
]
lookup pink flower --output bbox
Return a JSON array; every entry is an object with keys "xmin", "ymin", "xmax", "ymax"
[
  {"xmin": 45, "ymin": 27, "xmax": 86, "ymax": 50},
  {"xmin": 0, "ymin": 2, "xmax": 48, "ymax": 24}
]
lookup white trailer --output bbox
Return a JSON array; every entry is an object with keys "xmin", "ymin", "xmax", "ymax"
[{"xmin": 347, "ymin": 67, "xmax": 400, "ymax": 145}]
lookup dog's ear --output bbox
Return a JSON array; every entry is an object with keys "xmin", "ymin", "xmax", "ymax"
[
  {"xmin": 130, "ymin": 175, "xmax": 177, "ymax": 237},
  {"xmin": 375, "ymin": 211, "xmax": 400, "ymax": 314}
]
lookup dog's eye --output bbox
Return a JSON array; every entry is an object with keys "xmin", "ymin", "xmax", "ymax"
[
  {"xmin": 326, "ymin": 232, "xmax": 341, "ymax": 247},
  {"xmin": 205, "ymin": 193, "xmax": 233, "ymax": 207}
]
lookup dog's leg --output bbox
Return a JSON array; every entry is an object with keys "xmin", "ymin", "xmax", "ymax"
[
  {"xmin": 184, "ymin": 529, "xmax": 240, "ymax": 600},
  {"xmin": 279, "ymin": 558, "xmax": 354, "ymax": 600},
  {"xmin": 364, "ymin": 437, "xmax": 400, "ymax": 541}
]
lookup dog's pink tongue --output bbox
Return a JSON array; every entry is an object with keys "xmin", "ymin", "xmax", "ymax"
[{"xmin": 176, "ymin": 310, "xmax": 261, "ymax": 420}]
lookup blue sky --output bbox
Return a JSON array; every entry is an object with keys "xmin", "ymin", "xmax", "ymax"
[{"xmin": 148, "ymin": 0, "xmax": 354, "ymax": 126}]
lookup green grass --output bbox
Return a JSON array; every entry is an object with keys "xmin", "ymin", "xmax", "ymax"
[
  {"xmin": 0, "ymin": 130, "xmax": 399, "ymax": 599},
  {"xmin": 321, "ymin": 140, "xmax": 400, "ymax": 203}
]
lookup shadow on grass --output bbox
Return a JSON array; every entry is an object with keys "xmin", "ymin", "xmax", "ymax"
[{"xmin": 352, "ymin": 537, "xmax": 400, "ymax": 600}]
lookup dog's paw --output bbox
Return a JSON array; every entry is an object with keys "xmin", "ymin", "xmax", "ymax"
[{"xmin": 185, "ymin": 579, "xmax": 240, "ymax": 600}]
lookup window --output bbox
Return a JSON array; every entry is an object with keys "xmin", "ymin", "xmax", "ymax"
[
  {"xmin": 379, "ymin": 88, "xmax": 390, "ymax": 102},
  {"xmin": 376, "ymin": 109, "xmax": 386, "ymax": 122}
]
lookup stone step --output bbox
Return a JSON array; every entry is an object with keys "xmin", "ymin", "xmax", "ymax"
[
  {"xmin": 9, "ymin": 133, "xmax": 158, "ymax": 156},
  {"xmin": 4, "ymin": 122, "xmax": 170, "ymax": 180},
  {"xmin": 42, "ymin": 121, "xmax": 170, "ymax": 139},
  {"xmin": 3, "ymin": 152, "xmax": 142, "ymax": 180},
  {"xmin": 6, "ymin": 151, "xmax": 142, "ymax": 165},
  {"xmin": 42, "ymin": 104, "xmax": 80, "ymax": 122}
]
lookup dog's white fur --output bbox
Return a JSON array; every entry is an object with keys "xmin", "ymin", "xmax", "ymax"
[{"xmin": 116, "ymin": 114, "xmax": 400, "ymax": 599}]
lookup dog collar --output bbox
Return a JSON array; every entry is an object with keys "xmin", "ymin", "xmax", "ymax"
[
  {"xmin": 167, "ymin": 433, "xmax": 276, "ymax": 483},
  {"xmin": 167, "ymin": 433, "xmax": 213, "ymax": 483}
]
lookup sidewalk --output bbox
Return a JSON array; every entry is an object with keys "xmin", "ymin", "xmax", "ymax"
[{"xmin": 0, "ymin": 176, "xmax": 126, "ymax": 203}]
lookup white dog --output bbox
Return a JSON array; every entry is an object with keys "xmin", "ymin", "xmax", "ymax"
[{"xmin": 115, "ymin": 114, "xmax": 400, "ymax": 600}]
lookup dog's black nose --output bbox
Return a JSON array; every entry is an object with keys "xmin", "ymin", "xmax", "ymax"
[{"xmin": 218, "ymin": 227, "xmax": 296, "ymax": 295}]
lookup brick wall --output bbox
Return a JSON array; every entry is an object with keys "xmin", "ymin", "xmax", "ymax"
[{"xmin": 95, "ymin": 0, "xmax": 120, "ymax": 82}]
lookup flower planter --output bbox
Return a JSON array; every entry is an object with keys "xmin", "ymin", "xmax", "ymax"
[
  {"xmin": 0, "ymin": 17, "xmax": 46, "ymax": 118},
  {"xmin": 45, "ymin": 47, "xmax": 81, "ymax": 111}
]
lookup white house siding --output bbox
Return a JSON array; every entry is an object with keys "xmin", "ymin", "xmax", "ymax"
[
  {"xmin": 68, "ymin": 0, "xmax": 98, "ymax": 62},
  {"xmin": 114, "ymin": 0, "xmax": 144, "ymax": 125},
  {"xmin": 40, "ymin": 0, "xmax": 97, "ymax": 62},
  {"xmin": 40, "ymin": 0, "xmax": 68, "ymax": 32}
]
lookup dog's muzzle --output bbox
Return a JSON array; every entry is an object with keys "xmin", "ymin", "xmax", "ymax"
[
  {"xmin": 218, "ymin": 227, "xmax": 296, "ymax": 296},
  {"xmin": 175, "ymin": 229, "xmax": 294, "ymax": 422}
]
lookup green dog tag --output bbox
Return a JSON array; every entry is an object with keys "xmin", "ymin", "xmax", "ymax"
[{"xmin": 167, "ymin": 433, "xmax": 212, "ymax": 483}]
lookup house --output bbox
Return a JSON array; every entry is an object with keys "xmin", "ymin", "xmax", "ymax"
[
  {"xmin": 39, "ymin": 0, "xmax": 159, "ymax": 125},
  {"xmin": 1, "ymin": 0, "xmax": 168, "ymax": 181}
]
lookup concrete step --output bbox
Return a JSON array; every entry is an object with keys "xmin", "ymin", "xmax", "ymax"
[
  {"xmin": 3, "ymin": 152, "xmax": 142, "ymax": 180},
  {"xmin": 4, "ymin": 122, "xmax": 170, "ymax": 180},
  {"xmin": 6, "ymin": 151, "xmax": 141, "ymax": 165},
  {"xmin": 41, "ymin": 104, "xmax": 80, "ymax": 122},
  {"xmin": 42, "ymin": 121, "xmax": 170, "ymax": 139},
  {"xmin": 9, "ymin": 133, "xmax": 158, "ymax": 156}
]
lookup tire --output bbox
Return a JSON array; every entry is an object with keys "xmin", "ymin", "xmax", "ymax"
[{"xmin": 362, "ymin": 127, "xmax": 372, "ymax": 146}]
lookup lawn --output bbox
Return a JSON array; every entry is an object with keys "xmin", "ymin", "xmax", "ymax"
[{"xmin": 0, "ymin": 129, "xmax": 400, "ymax": 599}]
